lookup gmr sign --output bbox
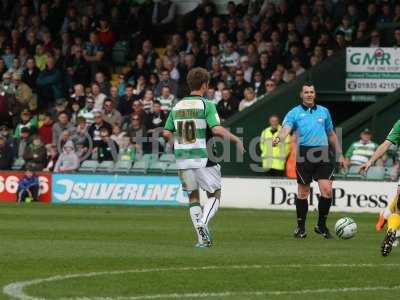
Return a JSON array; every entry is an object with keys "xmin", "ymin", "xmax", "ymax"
[{"xmin": 349, "ymin": 49, "xmax": 392, "ymax": 65}]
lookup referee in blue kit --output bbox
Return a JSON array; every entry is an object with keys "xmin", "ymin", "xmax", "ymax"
[{"xmin": 273, "ymin": 83, "xmax": 345, "ymax": 239}]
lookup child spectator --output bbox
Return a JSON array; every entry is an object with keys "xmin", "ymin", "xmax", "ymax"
[
  {"xmin": 17, "ymin": 167, "xmax": 39, "ymax": 203},
  {"xmin": 54, "ymin": 140, "xmax": 80, "ymax": 172}
]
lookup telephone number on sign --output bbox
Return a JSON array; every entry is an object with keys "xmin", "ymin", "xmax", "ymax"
[{"xmin": 347, "ymin": 81, "xmax": 400, "ymax": 90}]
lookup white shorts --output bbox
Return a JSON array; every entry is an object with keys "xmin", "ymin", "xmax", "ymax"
[{"xmin": 178, "ymin": 165, "xmax": 221, "ymax": 193}]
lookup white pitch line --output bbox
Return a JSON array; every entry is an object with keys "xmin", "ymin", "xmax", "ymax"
[{"xmin": 4, "ymin": 264, "xmax": 400, "ymax": 300}]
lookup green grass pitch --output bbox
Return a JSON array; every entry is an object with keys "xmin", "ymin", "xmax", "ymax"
[{"xmin": 0, "ymin": 203, "xmax": 399, "ymax": 300}]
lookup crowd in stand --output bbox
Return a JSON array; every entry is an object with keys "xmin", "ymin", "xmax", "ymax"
[{"xmin": 0, "ymin": 0, "xmax": 400, "ymax": 172}]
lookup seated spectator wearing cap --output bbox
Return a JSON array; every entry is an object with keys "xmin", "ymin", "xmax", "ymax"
[
  {"xmin": 23, "ymin": 135, "xmax": 47, "ymax": 171},
  {"xmin": 239, "ymin": 87, "xmax": 257, "ymax": 112},
  {"xmin": 16, "ymin": 168, "xmax": 39, "ymax": 203},
  {"xmin": 102, "ymin": 98, "xmax": 122, "ymax": 126},
  {"xmin": 54, "ymin": 140, "xmax": 80, "ymax": 172},
  {"xmin": 14, "ymin": 109, "xmax": 38, "ymax": 139},
  {"xmin": 0, "ymin": 72, "xmax": 14, "ymax": 96},
  {"xmin": 78, "ymin": 97, "xmax": 96, "ymax": 126},
  {"xmin": 38, "ymin": 112, "xmax": 54, "ymax": 146},
  {"xmin": 14, "ymin": 127, "xmax": 31, "ymax": 162},
  {"xmin": 344, "ymin": 129, "xmax": 379, "ymax": 168},
  {"xmin": 217, "ymin": 88, "xmax": 238, "ymax": 122},
  {"xmin": 88, "ymin": 110, "xmax": 112, "ymax": 148},
  {"xmin": 52, "ymin": 112, "xmax": 75, "ymax": 145},
  {"xmin": 0, "ymin": 135, "xmax": 13, "ymax": 170}
]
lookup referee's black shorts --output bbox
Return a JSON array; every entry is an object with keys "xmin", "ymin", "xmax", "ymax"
[{"xmin": 296, "ymin": 146, "xmax": 334, "ymax": 185}]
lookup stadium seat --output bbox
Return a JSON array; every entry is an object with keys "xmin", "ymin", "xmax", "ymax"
[
  {"xmin": 114, "ymin": 160, "xmax": 133, "ymax": 173},
  {"xmin": 112, "ymin": 40, "xmax": 129, "ymax": 65},
  {"xmin": 165, "ymin": 162, "xmax": 178, "ymax": 174},
  {"xmin": 79, "ymin": 160, "xmax": 99, "ymax": 173},
  {"xmin": 141, "ymin": 153, "xmax": 159, "ymax": 162},
  {"xmin": 159, "ymin": 154, "xmax": 175, "ymax": 162},
  {"xmin": 148, "ymin": 161, "xmax": 168, "ymax": 173},
  {"xmin": 366, "ymin": 166, "xmax": 385, "ymax": 180},
  {"xmin": 131, "ymin": 160, "xmax": 149, "ymax": 174},
  {"xmin": 11, "ymin": 158, "xmax": 25, "ymax": 170},
  {"xmin": 97, "ymin": 161, "xmax": 115, "ymax": 173},
  {"xmin": 346, "ymin": 165, "xmax": 363, "ymax": 179}
]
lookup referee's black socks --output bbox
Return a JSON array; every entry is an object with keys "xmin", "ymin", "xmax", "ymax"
[
  {"xmin": 295, "ymin": 196, "xmax": 308, "ymax": 230},
  {"xmin": 318, "ymin": 196, "xmax": 332, "ymax": 228}
]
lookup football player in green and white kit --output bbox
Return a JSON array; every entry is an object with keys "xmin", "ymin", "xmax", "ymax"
[{"xmin": 163, "ymin": 67, "xmax": 244, "ymax": 248}]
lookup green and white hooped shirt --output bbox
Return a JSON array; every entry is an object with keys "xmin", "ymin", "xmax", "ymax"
[{"xmin": 164, "ymin": 96, "xmax": 221, "ymax": 170}]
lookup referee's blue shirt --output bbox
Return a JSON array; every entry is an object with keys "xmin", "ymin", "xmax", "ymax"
[{"xmin": 282, "ymin": 104, "xmax": 334, "ymax": 146}]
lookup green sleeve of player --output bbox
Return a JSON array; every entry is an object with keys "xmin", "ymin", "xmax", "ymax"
[
  {"xmin": 164, "ymin": 111, "xmax": 175, "ymax": 132},
  {"xmin": 345, "ymin": 143, "xmax": 355, "ymax": 158},
  {"xmin": 386, "ymin": 120, "xmax": 400, "ymax": 145},
  {"xmin": 205, "ymin": 101, "xmax": 221, "ymax": 128}
]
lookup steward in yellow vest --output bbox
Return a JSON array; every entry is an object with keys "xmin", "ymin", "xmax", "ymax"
[{"xmin": 259, "ymin": 115, "xmax": 290, "ymax": 177}]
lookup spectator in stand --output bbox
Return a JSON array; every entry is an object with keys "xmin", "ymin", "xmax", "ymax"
[
  {"xmin": 0, "ymin": 135, "xmax": 13, "ymax": 170},
  {"xmin": 23, "ymin": 135, "xmax": 47, "ymax": 171},
  {"xmin": 231, "ymin": 69, "xmax": 250, "ymax": 102},
  {"xmin": 118, "ymin": 136, "xmax": 137, "ymax": 161},
  {"xmin": 70, "ymin": 101, "xmax": 82, "ymax": 125},
  {"xmin": 239, "ymin": 87, "xmax": 257, "ymax": 112},
  {"xmin": 36, "ymin": 56, "xmax": 63, "ymax": 110},
  {"xmin": 155, "ymin": 69, "xmax": 178, "ymax": 97},
  {"xmin": 109, "ymin": 86, "xmax": 121, "ymax": 108},
  {"xmin": 240, "ymin": 56, "xmax": 253, "ymax": 83},
  {"xmin": 344, "ymin": 128, "xmax": 378, "ymax": 169},
  {"xmin": 254, "ymin": 52, "xmax": 274, "ymax": 80},
  {"xmin": 88, "ymin": 110, "xmax": 112, "ymax": 148},
  {"xmin": 38, "ymin": 112, "xmax": 54, "ymax": 146},
  {"xmin": 49, "ymin": 98, "xmax": 69, "ymax": 121},
  {"xmin": 65, "ymin": 46, "xmax": 91, "ymax": 88},
  {"xmin": 83, "ymin": 31, "xmax": 104, "ymax": 76},
  {"xmin": 110, "ymin": 124, "xmax": 126, "ymax": 149},
  {"xmin": 70, "ymin": 84, "xmax": 87, "ymax": 108},
  {"xmin": 118, "ymin": 84, "xmax": 138, "ymax": 116},
  {"xmin": 91, "ymin": 82, "xmax": 107, "ymax": 110},
  {"xmin": 11, "ymin": 73, "xmax": 36, "ymax": 114},
  {"xmin": 22, "ymin": 58, "xmax": 40, "ymax": 92},
  {"xmin": 97, "ymin": 17, "xmax": 116, "ymax": 51},
  {"xmin": 34, "ymin": 43, "xmax": 48, "ymax": 71},
  {"xmin": 78, "ymin": 97, "xmax": 96, "ymax": 126},
  {"xmin": 217, "ymin": 88, "xmax": 238, "ymax": 122},
  {"xmin": 97, "ymin": 127, "xmax": 119, "ymax": 162},
  {"xmin": 393, "ymin": 27, "xmax": 400, "ymax": 47},
  {"xmin": 157, "ymin": 86, "xmax": 176, "ymax": 113},
  {"xmin": 220, "ymin": 40, "xmax": 240, "ymax": 68},
  {"xmin": 125, "ymin": 113, "xmax": 146, "ymax": 153},
  {"xmin": 52, "ymin": 112, "xmax": 74, "ymax": 145},
  {"xmin": 15, "ymin": 127, "xmax": 31, "ymax": 161},
  {"xmin": 54, "ymin": 140, "xmax": 79, "ymax": 173},
  {"xmin": 43, "ymin": 144, "xmax": 59, "ymax": 172},
  {"xmin": 264, "ymin": 79, "xmax": 277, "ymax": 96},
  {"xmin": 102, "ymin": 98, "xmax": 122, "ymax": 126},
  {"xmin": 251, "ymin": 71, "xmax": 265, "ymax": 96},
  {"xmin": 141, "ymin": 89, "xmax": 154, "ymax": 114},
  {"xmin": 95, "ymin": 71, "xmax": 111, "ymax": 96},
  {"xmin": 14, "ymin": 109, "xmax": 38, "ymax": 139}
]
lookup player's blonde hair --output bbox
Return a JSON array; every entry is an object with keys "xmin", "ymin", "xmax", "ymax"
[{"xmin": 187, "ymin": 67, "xmax": 210, "ymax": 91}]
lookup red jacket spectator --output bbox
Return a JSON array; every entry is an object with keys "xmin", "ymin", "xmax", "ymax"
[{"xmin": 38, "ymin": 113, "xmax": 54, "ymax": 145}]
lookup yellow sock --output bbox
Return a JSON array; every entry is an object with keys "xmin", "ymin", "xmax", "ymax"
[{"xmin": 387, "ymin": 214, "xmax": 400, "ymax": 231}]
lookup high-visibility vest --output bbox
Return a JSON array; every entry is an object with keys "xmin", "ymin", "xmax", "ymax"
[{"xmin": 259, "ymin": 125, "xmax": 290, "ymax": 171}]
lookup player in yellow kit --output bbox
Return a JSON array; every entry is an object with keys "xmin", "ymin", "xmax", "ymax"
[{"xmin": 360, "ymin": 119, "xmax": 400, "ymax": 256}]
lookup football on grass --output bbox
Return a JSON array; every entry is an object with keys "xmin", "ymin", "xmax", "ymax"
[{"xmin": 335, "ymin": 217, "xmax": 357, "ymax": 239}]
